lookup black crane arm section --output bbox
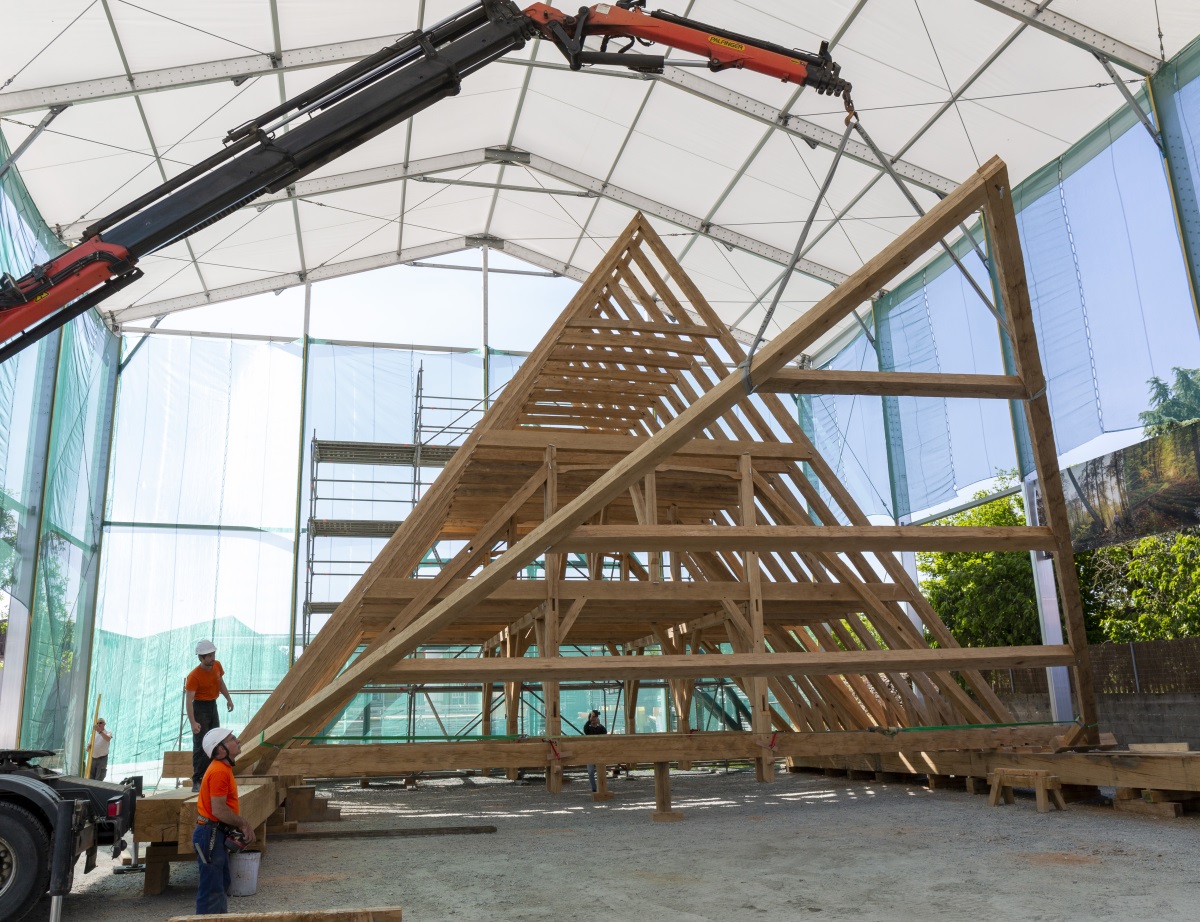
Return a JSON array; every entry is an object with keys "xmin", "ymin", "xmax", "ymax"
[{"xmin": 0, "ymin": 0, "xmax": 851, "ymax": 363}]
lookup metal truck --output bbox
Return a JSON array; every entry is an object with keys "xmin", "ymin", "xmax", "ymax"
[{"xmin": 0, "ymin": 749, "xmax": 138, "ymax": 921}]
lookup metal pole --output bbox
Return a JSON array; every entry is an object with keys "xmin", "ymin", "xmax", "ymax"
[
  {"xmin": 0, "ymin": 106, "xmax": 67, "ymax": 182},
  {"xmin": 1095, "ymin": 53, "xmax": 1162, "ymax": 150},
  {"xmin": 482, "ymin": 245, "xmax": 490, "ymax": 410},
  {"xmin": 1024, "ymin": 475, "xmax": 1074, "ymax": 721},
  {"xmin": 287, "ymin": 281, "xmax": 312, "ymax": 665}
]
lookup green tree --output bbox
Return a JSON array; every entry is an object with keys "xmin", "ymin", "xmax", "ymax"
[
  {"xmin": 1140, "ymin": 367, "xmax": 1200, "ymax": 436},
  {"xmin": 917, "ymin": 475, "xmax": 1040, "ymax": 647},
  {"xmin": 1078, "ymin": 529, "xmax": 1200, "ymax": 641}
]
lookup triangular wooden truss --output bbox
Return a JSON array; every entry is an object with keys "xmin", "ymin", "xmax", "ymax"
[{"xmin": 239, "ymin": 156, "xmax": 1096, "ymax": 782}]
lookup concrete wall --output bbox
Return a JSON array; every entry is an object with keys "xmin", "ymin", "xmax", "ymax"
[
  {"xmin": 997, "ymin": 692, "xmax": 1200, "ymax": 750},
  {"xmin": 1096, "ymin": 694, "xmax": 1200, "ymax": 750}
]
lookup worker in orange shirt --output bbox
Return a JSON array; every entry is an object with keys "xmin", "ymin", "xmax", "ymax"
[
  {"xmin": 194, "ymin": 728, "xmax": 256, "ymax": 915},
  {"xmin": 186, "ymin": 640, "xmax": 234, "ymax": 792}
]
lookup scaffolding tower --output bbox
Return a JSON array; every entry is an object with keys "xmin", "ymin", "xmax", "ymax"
[{"xmin": 301, "ymin": 363, "xmax": 485, "ymax": 647}]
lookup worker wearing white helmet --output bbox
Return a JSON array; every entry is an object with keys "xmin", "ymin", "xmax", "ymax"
[
  {"xmin": 184, "ymin": 639, "xmax": 235, "ymax": 792},
  {"xmin": 193, "ymin": 727, "xmax": 256, "ymax": 915}
]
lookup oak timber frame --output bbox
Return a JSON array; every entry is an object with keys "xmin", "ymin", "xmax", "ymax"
[{"xmin": 238, "ymin": 155, "xmax": 1096, "ymax": 781}]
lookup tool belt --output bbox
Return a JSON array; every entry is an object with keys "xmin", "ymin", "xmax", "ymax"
[
  {"xmin": 197, "ymin": 816, "xmax": 239, "ymax": 836},
  {"xmin": 197, "ymin": 816, "xmax": 249, "ymax": 854}
]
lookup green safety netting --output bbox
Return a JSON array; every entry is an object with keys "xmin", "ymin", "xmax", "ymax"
[
  {"xmin": 90, "ymin": 332, "xmax": 301, "ymax": 780},
  {"xmin": 19, "ymin": 309, "xmax": 118, "ymax": 768},
  {"xmin": 3, "ymin": 125, "xmax": 121, "ymax": 769}
]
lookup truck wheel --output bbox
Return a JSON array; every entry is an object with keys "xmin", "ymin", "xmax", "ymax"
[{"xmin": 0, "ymin": 801, "xmax": 51, "ymax": 921}]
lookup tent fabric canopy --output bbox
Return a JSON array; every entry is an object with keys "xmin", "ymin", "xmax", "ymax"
[{"xmin": 3, "ymin": 0, "xmax": 1198, "ymax": 352}]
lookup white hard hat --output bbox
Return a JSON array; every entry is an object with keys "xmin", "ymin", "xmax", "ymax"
[
  {"xmin": 202, "ymin": 728, "xmax": 234, "ymax": 758},
  {"xmin": 195, "ymin": 639, "xmax": 217, "ymax": 656}
]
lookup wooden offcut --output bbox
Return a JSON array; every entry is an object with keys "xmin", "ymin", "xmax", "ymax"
[
  {"xmin": 168, "ymin": 910, "xmax": 402, "ymax": 922},
  {"xmin": 233, "ymin": 156, "xmax": 1109, "ymax": 786}
]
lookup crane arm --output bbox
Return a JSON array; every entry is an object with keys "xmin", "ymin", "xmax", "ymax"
[
  {"xmin": 0, "ymin": 0, "xmax": 851, "ymax": 363},
  {"xmin": 526, "ymin": 2, "xmax": 853, "ymax": 104}
]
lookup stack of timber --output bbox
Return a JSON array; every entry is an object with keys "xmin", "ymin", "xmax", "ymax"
[
  {"xmin": 133, "ymin": 774, "xmax": 290, "ymax": 895},
  {"xmin": 232, "ymin": 156, "xmax": 1115, "ymax": 791}
]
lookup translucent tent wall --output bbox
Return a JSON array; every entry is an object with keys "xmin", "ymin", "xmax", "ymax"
[
  {"xmin": 6, "ymin": 29, "xmax": 1200, "ymax": 781},
  {"xmin": 0, "ymin": 129, "xmax": 119, "ymax": 770},
  {"xmin": 811, "ymin": 44, "xmax": 1200, "ymax": 521}
]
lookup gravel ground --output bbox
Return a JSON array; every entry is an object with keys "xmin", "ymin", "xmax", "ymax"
[{"xmin": 31, "ymin": 766, "xmax": 1200, "ymax": 921}]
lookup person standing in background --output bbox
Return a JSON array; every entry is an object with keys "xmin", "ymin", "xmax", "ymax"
[
  {"xmin": 88, "ymin": 718, "xmax": 112, "ymax": 780},
  {"xmin": 185, "ymin": 640, "xmax": 234, "ymax": 793},
  {"xmin": 583, "ymin": 709, "xmax": 607, "ymax": 792}
]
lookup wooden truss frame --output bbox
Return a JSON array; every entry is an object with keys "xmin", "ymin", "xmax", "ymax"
[{"xmin": 237, "ymin": 155, "xmax": 1096, "ymax": 783}]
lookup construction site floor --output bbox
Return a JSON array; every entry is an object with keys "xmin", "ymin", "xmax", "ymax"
[{"xmin": 40, "ymin": 766, "xmax": 1200, "ymax": 921}]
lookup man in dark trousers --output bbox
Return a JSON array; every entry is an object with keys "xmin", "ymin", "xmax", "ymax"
[
  {"xmin": 194, "ymin": 728, "xmax": 256, "ymax": 915},
  {"xmin": 583, "ymin": 709, "xmax": 607, "ymax": 792},
  {"xmin": 185, "ymin": 640, "xmax": 235, "ymax": 792}
]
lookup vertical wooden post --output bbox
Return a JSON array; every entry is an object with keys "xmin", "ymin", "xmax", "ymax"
[
  {"xmin": 652, "ymin": 762, "xmax": 684, "ymax": 822},
  {"xmin": 543, "ymin": 445, "xmax": 563, "ymax": 793},
  {"xmin": 593, "ymin": 762, "xmax": 613, "ymax": 801},
  {"xmin": 645, "ymin": 471, "xmax": 661, "ymax": 582},
  {"xmin": 623, "ymin": 645, "xmax": 641, "ymax": 773},
  {"xmin": 480, "ymin": 646, "xmax": 493, "ymax": 777},
  {"xmin": 740, "ymin": 454, "xmax": 774, "ymax": 782},
  {"xmin": 668, "ymin": 503, "xmax": 682, "ymax": 582},
  {"xmin": 504, "ymin": 631, "xmax": 521, "ymax": 781},
  {"xmin": 982, "ymin": 175, "xmax": 1098, "ymax": 739}
]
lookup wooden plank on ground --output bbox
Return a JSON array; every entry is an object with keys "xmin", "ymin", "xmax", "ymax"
[{"xmin": 168, "ymin": 910, "xmax": 402, "ymax": 922}]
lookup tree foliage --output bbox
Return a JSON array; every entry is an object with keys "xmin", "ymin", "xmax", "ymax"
[
  {"xmin": 917, "ymin": 475, "xmax": 1041, "ymax": 648},
  {"xmin": 1077, "ymin": 529, "xmax": 1200, "ymax": 641},
  {"xmin": 1140, "ymin": 367, "xmax": 1200, "ymax": 436}
]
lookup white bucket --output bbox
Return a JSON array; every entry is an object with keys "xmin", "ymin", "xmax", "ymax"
[{"xmin": 228, "ymin": 850, "xmax": 261, "ymax": 897}]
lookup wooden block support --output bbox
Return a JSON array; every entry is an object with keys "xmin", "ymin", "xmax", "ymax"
[
  {"xmin": 286, "ymin": 784, "xmax": 317, "ymax": 822},
  {"xmin": 144, "ymin": 858, "xmax": 172, "ymax": 896},
  {"xmin": 168, "ymin": 909, "xmax": 403, "ymax": 922},
  {"xmin": 965, "ymin": 776, "xmax": 989, "ymax": 796},
  {"xmin": 304, "ymin": 798, "xmax": 341, "ymax": 822},
  {"xmin": 987, "ymin": 769, "xmax": 1066, "ymax": 813},
  {"xmin": 926, "ymin": 774, "xmax": 966, "ymax": 791},
  {"xmin": 592, "ymin": 765, "xmax": 614, "ymax": 802},
  {"xmin": 652, "ymin": 762, "xmax": 683, "ymax": 822},
  {"xmin": 1113, "ymin": 798, "xmax": 1183, "ymax": 819}
]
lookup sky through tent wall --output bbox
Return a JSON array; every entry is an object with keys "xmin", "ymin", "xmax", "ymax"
[
  {"xmin": 813, "ymin": 86, "xmax": 1200, "ymax": 522},
  {"xmin": 90, "ymin": 334, "xmax": 299, "ymax": 779}
]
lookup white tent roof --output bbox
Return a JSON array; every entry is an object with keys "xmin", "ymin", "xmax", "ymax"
[{"xmin": 3, "ymin": 0, "xmax": 1198, "ymax": 352}]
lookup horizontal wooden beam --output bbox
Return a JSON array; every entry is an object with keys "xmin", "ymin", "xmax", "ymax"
[
  {"xmin": 565, "ymin": 318, "xmax": 716, "ymax": 337},
  {"xmin": 476, "ymin": 430, "xmax": 813, "ymax": 460},
  {"xmin": 265, "ymin": 726, "xmax": 1066, "ymax": 777},
  {"xmin": 365, "ymin": 578, "xmax": 911, "ymax": 604},
  {"xmin": 551, "ymin": 525, "xmax": 1058, "ymax": 553},
  {"xmin": 759, "ymin": 369, "xmax": 1028, "ymax": 399},
  {"xmin": 377, "ymin": 646, "xmax": 1072, "ymax": 683},
  {"xmin": 791, "ymin": 750, "xmax": 1200, "ymax": 793}
]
